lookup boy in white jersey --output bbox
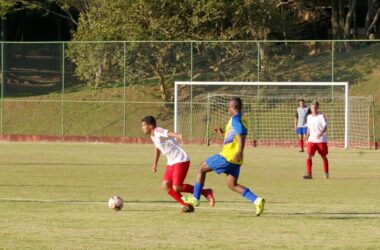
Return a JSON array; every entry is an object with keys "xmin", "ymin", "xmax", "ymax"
[
  {"xmin": 294, "ymin": 99, "xmax": 310, "ymax": 152},
  {"xmin": 141, "ymin": 116, "xmax": 214, "ymax": 213},
  {"xmin": 303, "ymin": 101, "xmax": 329, "ymax": 179}
]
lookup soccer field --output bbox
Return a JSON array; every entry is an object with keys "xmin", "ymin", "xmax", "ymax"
[{"xmin": 0, "ymin": 142, "xmax": 379, "ymax": 249}]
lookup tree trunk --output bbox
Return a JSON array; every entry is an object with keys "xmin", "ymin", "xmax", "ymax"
[
  {"xmin": 156, "ymin": 68, "xmax": 168, "ymax": 102},
  {"xmin": 95, "ymin": 54, "xmax": 107, "ymax": 88},
  {"xmin": 344, "ymin": 0, "xmax": 358, "ymax": 39},
  {"xmin": 331, "ymin": 0, "xmax": 340, "ymax": 39},
  {"xmin": 1, "ymin": 16, "xmax": 7, "ymax": 88},
  {"xmin": 367, "ymin": 7, "xmax": 380, "ymax": 36},
  {"xmin": 1, "ymin": 16, "xmax": 6, "ymax": 41},
  {"xmin": 365, "ymin": 0, "xmax": 377, "ymax": 31}
]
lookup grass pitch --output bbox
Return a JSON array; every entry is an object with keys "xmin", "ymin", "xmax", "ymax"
[{"xmin": 0, "ymin": 142, "xmax": 379, "ymax": 249}]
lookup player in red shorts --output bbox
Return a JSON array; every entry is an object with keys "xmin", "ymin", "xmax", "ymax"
[
  {"xmin": 141, "ymin": 116, "xmax": 214, "ymax": 212},
  {"xmin": 303, "ymin": 100, "xmax": 329, "ymax": 179}
]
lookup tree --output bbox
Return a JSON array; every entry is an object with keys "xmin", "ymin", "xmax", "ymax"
[
  {"xmin": 365, "ymin": 0, "xmax": 380, "ymax": 37},
  {"xmin": 0, "ymin": 0, "xmax": 42, "ymax": 40},
  {"xmin": 67, "ymin": 0, "xmax": 284, "ymax": 101}
]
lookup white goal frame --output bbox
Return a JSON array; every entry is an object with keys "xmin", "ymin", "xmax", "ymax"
[{"xmin": 174, "ymin": 81, "xmax": 350, "ymax": 149}]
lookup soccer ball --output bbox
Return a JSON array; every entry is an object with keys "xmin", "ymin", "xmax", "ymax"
[{"xmin": 108, "ymin": 196, "xmax": 124, "ymax": 211}]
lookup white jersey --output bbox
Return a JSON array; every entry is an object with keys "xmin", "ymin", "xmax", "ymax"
[
  {"xmin": 151, "ymin": 127, "xmax": 190, "ymax": 165},
  {"xmin": 296, "ymin": 107, "xmax": 310, "ymax": 127},
  {"xmin": 307, "ymin": 113, "xmax": 328, "ymax": 143}
]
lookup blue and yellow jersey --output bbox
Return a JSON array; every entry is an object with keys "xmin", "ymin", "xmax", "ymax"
[{"xmin": 220, "ymin": 113, "xmax": 248, "ymax": 165}]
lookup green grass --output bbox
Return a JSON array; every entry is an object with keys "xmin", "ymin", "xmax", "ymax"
[{"xmin": 0, "ymin": 142, "xmax": 379, "ymax": 249}]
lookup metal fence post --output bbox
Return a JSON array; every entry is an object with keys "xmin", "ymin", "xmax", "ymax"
[
  {"xmin": 61, "ymin": 42, "xmax": 65, "ymax": 141},
  {"xmin": 123, "ymin": 41, "xmax": 127, "ymax": 137},
  {"xmin": 331, "ymin": 41, "xmax": 335, "ymax": 139},
  {"xmin": 257, "ymin": 41, "xmax": 260, "ymax": 82},
  {"xmin": 1, "ymin": 42, "xmax": 3, "ymax": 134},
  {"xmin": 190, "ymin": 41, "xmax": 193, "ymax": 139},
  {"xmin": 206, "ymin": 92, "xmax": 211, "ymax": 146},
  {"xmin": 256, "ymin": 41, "xmax": 261, "ymax": 142},
  {"xmin": 372, "ymin": 97, "xmax": 377, "ymax": 149}
]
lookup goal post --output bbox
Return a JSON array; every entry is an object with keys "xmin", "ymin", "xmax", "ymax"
[{"xmin": 174, "ymin": 81, "xmax": 351, "ymax": 149}]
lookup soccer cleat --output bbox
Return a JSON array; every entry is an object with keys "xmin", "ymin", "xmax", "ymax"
[
  {"xmin": 254, "ymin": 197, "xmax": 265, "ymax": 217},
  {"xmin": 303, "ymin": 173, "xmax": 313, "ymax": 179},
  {"xmin": 299, "ymin": 150, "xmax": 304, "ymax": 153},
  {"xmin": 204, "ymin": 189, "xmax": 215, "ymax": 207},
  {"xmin": 181, "ymin": 204, "xmax": 194, "ymax": 213},
  {"xmin": 324, "ymin": 173, "xmax": 329, "ymax": 179},
  {"xmin": 181, "ymin": 196, "xmax": 200, "ymax": 207}
]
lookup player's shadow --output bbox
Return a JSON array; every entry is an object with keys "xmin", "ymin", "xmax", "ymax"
[
  {"xmin": 274, "ymin": 211, "xmax": 380, "ymax": 220},
  {"xmin": 119, "ymin": 209, "xmax": 165, "ymax": 212},
  {"xmin": 0, "ymin": 184, "xmax": 93, "ymax": 188},
  {"xmin": 128, "ymin": 200, "xmax": 287, "ymax": 204},
  {"xmin": 2, "ymin": 163, "xmax": 128, "ymax": 166},
  {"xmin": 330, "ymin": 177, "xmax": 380, "ymax": 180}
]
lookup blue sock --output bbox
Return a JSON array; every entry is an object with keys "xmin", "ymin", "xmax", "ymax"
[
  {"xmin": 242, "ymin": 188, "xmax": 258, "ymax": 203},
  {"xmin": 193, "ymin": 182, "xmax": 203, "ymax": 200}
]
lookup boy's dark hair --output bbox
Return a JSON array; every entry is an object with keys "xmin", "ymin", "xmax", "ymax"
[
  {"xmin": 142, "ymin": 116, "xmax": 156, "ymax": 127},
  {"xmin": 311, "ymin": 100, "xmax": 319, "ymax": 107},
  {"xmin": 231, "ymin": 97, "xmax": 243, "ymax": 111},
  {"xmin": 298, "ymin": 99, "xmax": 305, "ymax": 102}
]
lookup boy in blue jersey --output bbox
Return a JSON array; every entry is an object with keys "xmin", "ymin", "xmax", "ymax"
[{"xmin": 183, "ymin": 97, "xmax": 265, "ymax": 216}]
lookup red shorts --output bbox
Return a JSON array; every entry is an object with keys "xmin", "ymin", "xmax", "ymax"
[
  {"xmin": 162, "ymin": 161, "xmax": 190, "ymax": 186},
  {"xmin": 307, "ymin": 142, "xmax": 328, "ymax": 156}
]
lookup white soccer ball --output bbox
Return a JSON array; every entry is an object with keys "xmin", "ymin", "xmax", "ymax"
[{"xmin": 108, "ymin": 196, "xmax": 124, "ymax": 211}]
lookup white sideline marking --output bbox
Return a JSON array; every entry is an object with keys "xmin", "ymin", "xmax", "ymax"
[{"xmin": 0, "ymin": 198, "xmax": 253, "ymax": 212}]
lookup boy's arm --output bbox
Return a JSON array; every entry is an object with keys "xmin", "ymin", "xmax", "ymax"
[
  {"xmin": 214, "ymin": 127, "xmax": 225, "ymax": 137},
  {"xmin": 317, "ymin": 125, "xmax": 328, "ymax": 139},
  {"xmin": 152, "ymin": 148, "xmax": 161, "ymax": 173},
  {"xmin": 234, "ymin": 134, "xmax": 246, "ymax": 163},
  {"xmin": 317, "ymin": 115, "xmax": 328, "ymax": 139},
  {"xmin": 294, "ymin": 112, "xmax": 298, "ymax": 131},
  {"xmin": 167, "ymin": 131, "xmax": 183, "ymax": 141},
  {"xmin": 305, "ymin": 127, "xmax": 310, "ymax": 141}
]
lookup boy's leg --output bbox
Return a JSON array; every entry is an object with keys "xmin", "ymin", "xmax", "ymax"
[
  {"xmin": 306, "ymin": 155, "xmax": 313, "ymax": 175},
  {"xmin": 181, "ymin": 184, "xmax": 212, "ymax": 197},
  {"xmin": 317, "ymin": 143, "xmax": 329, "ymax": 178},
  {"xmin": 193, "ymin": 161, "xmax": 213, "ymax": 200},
  {"xmin": 172, "ymin": 161, "xmax": 190, "ymax": 193},
  {"xmin": 171, "ymin": 161, "xmax": 212, "ymax": 197},
  {"xmin": 225, "ymin": 173, "xmax": 265, "ymax": 216},
  {"xmin": 298, "ymin": 134, "xmax": 304, "ymax": 152},
  {"xmin": 182, "ymin": 160, "xmax": 213, "ymax": 207},
  {"xmin": 163, "ymin": 165, "xmax": 191, "ymax": 208},
  {"xmin": 304, "ymin": 142, "xmax": 316, "ymax": 179}
]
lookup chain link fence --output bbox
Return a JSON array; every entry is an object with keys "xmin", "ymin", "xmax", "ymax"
[{"xmin": 0, "ymin": 41, "xmax": 378, "ymax": 148}]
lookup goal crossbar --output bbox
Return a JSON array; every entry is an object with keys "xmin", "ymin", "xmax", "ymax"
[{"xmin": 174, "ymin": 81, "xmax": 349, "ymax": 149}]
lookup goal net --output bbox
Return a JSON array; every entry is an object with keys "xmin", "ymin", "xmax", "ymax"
[{"xmin": 174, "ymin": 81, "xmax": 374, "ymax": 149}]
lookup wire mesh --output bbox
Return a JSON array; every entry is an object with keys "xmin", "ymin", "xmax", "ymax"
[{"xmin": 0, "ymin": 40, "xmax": 377, "ymax": 148}]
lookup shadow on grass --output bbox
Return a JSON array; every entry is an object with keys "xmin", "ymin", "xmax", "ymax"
[
  {"xmin": 0, "ymin": 184, "xmax": 94, "ymax": 188},
  {"xmin": 1, "ymin": 163, "xmax": 129, "ymax": 166},
  {"xmin": 330, "ymin": 177, "xmax": 380, "ymax": 180},
  {"xmin": 287, "ymin": 212, "xmax": 380, "ymax": 216}
]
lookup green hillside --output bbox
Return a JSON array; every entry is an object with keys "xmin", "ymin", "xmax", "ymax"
[
  {"xmin": 1, "ymin": 42, "xmax": 380, "ymax": 143},
  {"xmin": 1, "ymin": 80, "xmax": 378, "ymax": 143}
]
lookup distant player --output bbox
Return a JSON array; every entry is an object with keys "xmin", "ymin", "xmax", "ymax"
[
  {"xmin": 303, "ymin": 100, "xmax": 329, "ymax": 179},
  {"xmin": 294, "ymin": 99, "xmax": 310, "ymax": 152},
  {"xmin": 141, "ymin": 116, "xmax": 214, "ymax": 213},
  {"xmin": 183, "ymin": 97, "xmax": 265, "ymax": 216}
]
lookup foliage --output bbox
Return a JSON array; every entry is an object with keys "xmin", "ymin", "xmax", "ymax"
[
  {"xmin": 66, "ymin": 0, "xmax": 283, "ymax": 100},
  {"xmin": 0, "ymin": 0, "xmax": 40, "ymax": 17}
]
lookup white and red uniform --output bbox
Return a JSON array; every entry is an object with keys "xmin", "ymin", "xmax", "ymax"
[
  {"xmin": 306, "ymin": 113, "xmax": 328, "ymax": 156},
  {"xmin": 151, "ymin": 127, "xmax": 190, "ymax": 185}
]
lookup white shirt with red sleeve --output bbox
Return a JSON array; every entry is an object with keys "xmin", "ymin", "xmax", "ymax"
[
  {"xmin": 151, "ymin": 127, "xmax": 190, "ymax": 166},
  {"xmin": 307, "ymin": 113, "xmax": 328, "ymax": 143}
]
